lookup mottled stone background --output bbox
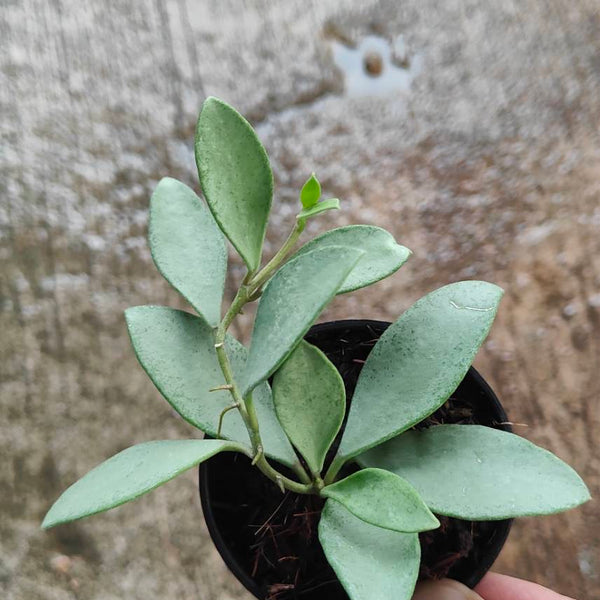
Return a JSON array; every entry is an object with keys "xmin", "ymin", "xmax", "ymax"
[{"xmin": 1, "ymin": 1, "xmax": 599, "ymax": 598}]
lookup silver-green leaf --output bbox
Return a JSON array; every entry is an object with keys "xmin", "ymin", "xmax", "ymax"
[
  {"xmin": 338, "ymin": 281, "xmax": 503, "ymax": 461},
  {"xmin": 318, "ymin": 499, "xmax": 420, "ymax": 600},
  {"xmin": 42, "ymin": 439, "xmax": 243, "ymax": 528},
  {"xmin": 357, "ymin": 425, "xmax": 591, "ymax": 519},
  {"xmin": 291, "ymin": 225, "xmax": 411, "ymax": 294},
  {"xmin": 195, "ymin": 97, "xmax": 273, "ymax": 272},
  {"xmin": 272, "ymin": 341, "xmax": 345, "ymax": 474},
  {"xmin": 149, "ymin": 177, "xmax": 227, "ymax": 326},
  {"xmin": 241, "ymin": 246, "xmax": 364, "ymax": 396},
  {"xmin": 125, "ymin": 306, "xmax": 297, "ymax": 467},
  {"xmin": 321, "ymin": 468, "xmax": 439, "ymax": 532}
]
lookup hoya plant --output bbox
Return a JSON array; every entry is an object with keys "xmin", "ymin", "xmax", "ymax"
[{"xmin": 43, "ymin": 97, "xmax": 590, "ymax": 600}]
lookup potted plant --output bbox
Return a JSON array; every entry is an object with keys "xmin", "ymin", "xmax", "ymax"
[{"xmin": 42, "ymin": 97, "xmax": 590, "ymax": 600}]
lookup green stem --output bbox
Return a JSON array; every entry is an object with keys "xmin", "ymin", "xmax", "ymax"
[
  {"xmin": 213, "ymin": 274, "xmax": 313, "ymax": 494},
  {"xmin": 247, "ymin": 220, "xmax": 305, "ymax": 291},
  {"xmin": 254, "ymin": 454, "xmax": 314, "ymax": 494},
  {"xmin": 293, "ymin": 463, "xmax": 312, "ymax": 485},
  {"xmin": 214, "ymin": 288, "xmax": 250, "ymax": 424},
  {"xmin": 324, "ymin": 455, "xmax": 346, "ymax": 485}
]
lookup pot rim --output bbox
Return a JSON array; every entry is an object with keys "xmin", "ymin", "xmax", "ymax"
[{"xmin": 199, "ymin": 319, "xmax": 513, "ymax": 598}]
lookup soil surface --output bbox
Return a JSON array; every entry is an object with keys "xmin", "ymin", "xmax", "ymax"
[{"xmin": 2, "ymin": 2, "xmax": 600, "ymax": 599}]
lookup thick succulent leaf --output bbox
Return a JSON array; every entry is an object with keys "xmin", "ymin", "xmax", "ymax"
[
  {"xmin": 291, "ymin": 225, "xmax": 410, "ymax": 294},
  {"xmin": 272, "ymin": 340, "xmax": 345, "ymax": 474},
  {"xmin": 297, "ymin": 198, "xmax": 340, "ymax": 221},
  {"xmin": 42, "ymin": 439, "xmax": 242, "ymax": 528},
  {"xmin": 195, "ymin": 97, "xmax": 272, "ymax": 272},
  {"xmin": 321, "ymin": 468, "xmax": 439, "ymax": 532},
  {"xmin": 149, "ymin": 177, "xmax": 227, "ymax": 326},
  {"xmin": 241, "ymin": 246, "xmax": 364, "ymax": 396},
  {"xmin": 125, "ymin": 306, "xmax": 246, "ymax": 442},
  {"xmin": 125, "ymin": 306, "xmax": 297, "ymax": 467},
  {"xmin": 318, "ymin": 500, "xmax": 420, "ymax": 600},
  {"xmin": 357, "ymin": 425, "xmax": 591, "ymax": 519},
  {"xmin": 338, "ymin": 281, "xmax": 503, "ymax": 461}
]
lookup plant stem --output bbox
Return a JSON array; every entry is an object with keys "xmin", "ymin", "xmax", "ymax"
[
  {"xmin": 293, "ymin": 463, "xmax": 312, "ymax": 484},
  {"xmin": 213, "ymin": 330, "xmax": 313, "ymax": 493},
  {"xmin": 323, "ymin": 455, "xmax": 346, "ymax": 485},
  {"xmin": 253, "ymin": 454, "xmax": 314, "ymax": 494},
  {"xmin": 213, "ymin": 238, "xmax": 316, "ymax": 494},
  {"xmin": 247, "ymin": 219, "xmax": 305, "ymax": 291},
  {"xmin": 214, "ymin": 287, "xmax": 251, "ymax": 426}
]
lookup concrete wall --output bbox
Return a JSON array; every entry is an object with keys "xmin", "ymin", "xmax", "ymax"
[{"xmin": 2, "ymin": 1, "xmax": 599, "ymax": 598}]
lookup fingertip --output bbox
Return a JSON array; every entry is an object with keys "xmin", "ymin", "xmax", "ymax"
[
  {"xmin": 475, "ymin": 572, "xmax": 575, "ymax": 600},
  {"xmin": 413, "ymin": 579, "xmax": 483, "ymax": 600}
]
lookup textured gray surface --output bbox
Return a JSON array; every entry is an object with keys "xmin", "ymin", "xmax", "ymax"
[{"xmin": 2, "ymin": 1, "xmax": 599, "ymax": 598}]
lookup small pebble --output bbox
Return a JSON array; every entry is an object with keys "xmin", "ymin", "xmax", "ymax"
[
  {"xmin": 364, "ymin": 51, "xmax": 384, "ymax": 76},
  {"xmin": 587, "ymin": 293, "xmax": 600, "ymax": 308},
  {"xmin": 562, "ymin": 302, "xmax": 578, "ymax": 318},
  {"xmin": 50, "ymin": 554, "xmax": 72, "ymax": 575}
]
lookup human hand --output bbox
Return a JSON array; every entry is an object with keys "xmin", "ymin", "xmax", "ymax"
[{"xmin": 412, "ymin": 572, "xmax": 575, "ymax": 600}]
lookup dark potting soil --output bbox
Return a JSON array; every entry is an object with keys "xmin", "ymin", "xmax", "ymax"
[{"xmin": 200, "ymin": 321, "xmax": 512, "ymax": 600}]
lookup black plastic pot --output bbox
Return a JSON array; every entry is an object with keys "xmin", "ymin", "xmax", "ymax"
[{"xmin": 199, "ymin": 320, "xmax": 513, "ymax": 600}]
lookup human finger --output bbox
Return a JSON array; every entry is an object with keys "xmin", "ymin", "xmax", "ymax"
[
  {"xmin": 413, "ymin": 579, "xmax": 484, "ymax": 600},
  {"xmin": 475, "ymin": 572, "xmax": 575, "ymax": 600}
]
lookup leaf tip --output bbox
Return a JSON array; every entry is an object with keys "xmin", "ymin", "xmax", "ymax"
[
  {"xmin": 425, "ymin": 511, "xmax": 441, "ymax": 531},
  {"xmin": 202, "ymin": 95, "xmax": 222, "ymax": 110},
  {"xmin": 40, "ymin": 514, "xmax": 53, "ymax": 530},
  {"xmin": 576, "ymin": 477, "xmax": 592, "ymax": 505},
  {"xmin": 200, "ymin": 96, "xmax": 245, "ymax": 124},
  {"xmin": 123, "ymin": 306, "xmax": 139, "ymax": 327},
  {"xmin": 41, "ymin": 502, "xmax": 65, "ymax": 530},
  {"xmin": 447, "ymin": 280, "xmax": 505, "ymax": 315},
  {"xmin": 478, "ymin": 280, "xmax": 505, "ymax": 297},
  {"xmin": 156, "ymin": 175, "xmax": 177, "ymax": 187}
]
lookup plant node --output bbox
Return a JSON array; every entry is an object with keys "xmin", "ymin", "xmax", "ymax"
[{"xmin": 251, "ymin": 444, "xmax": 264, "ymax": 466}]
